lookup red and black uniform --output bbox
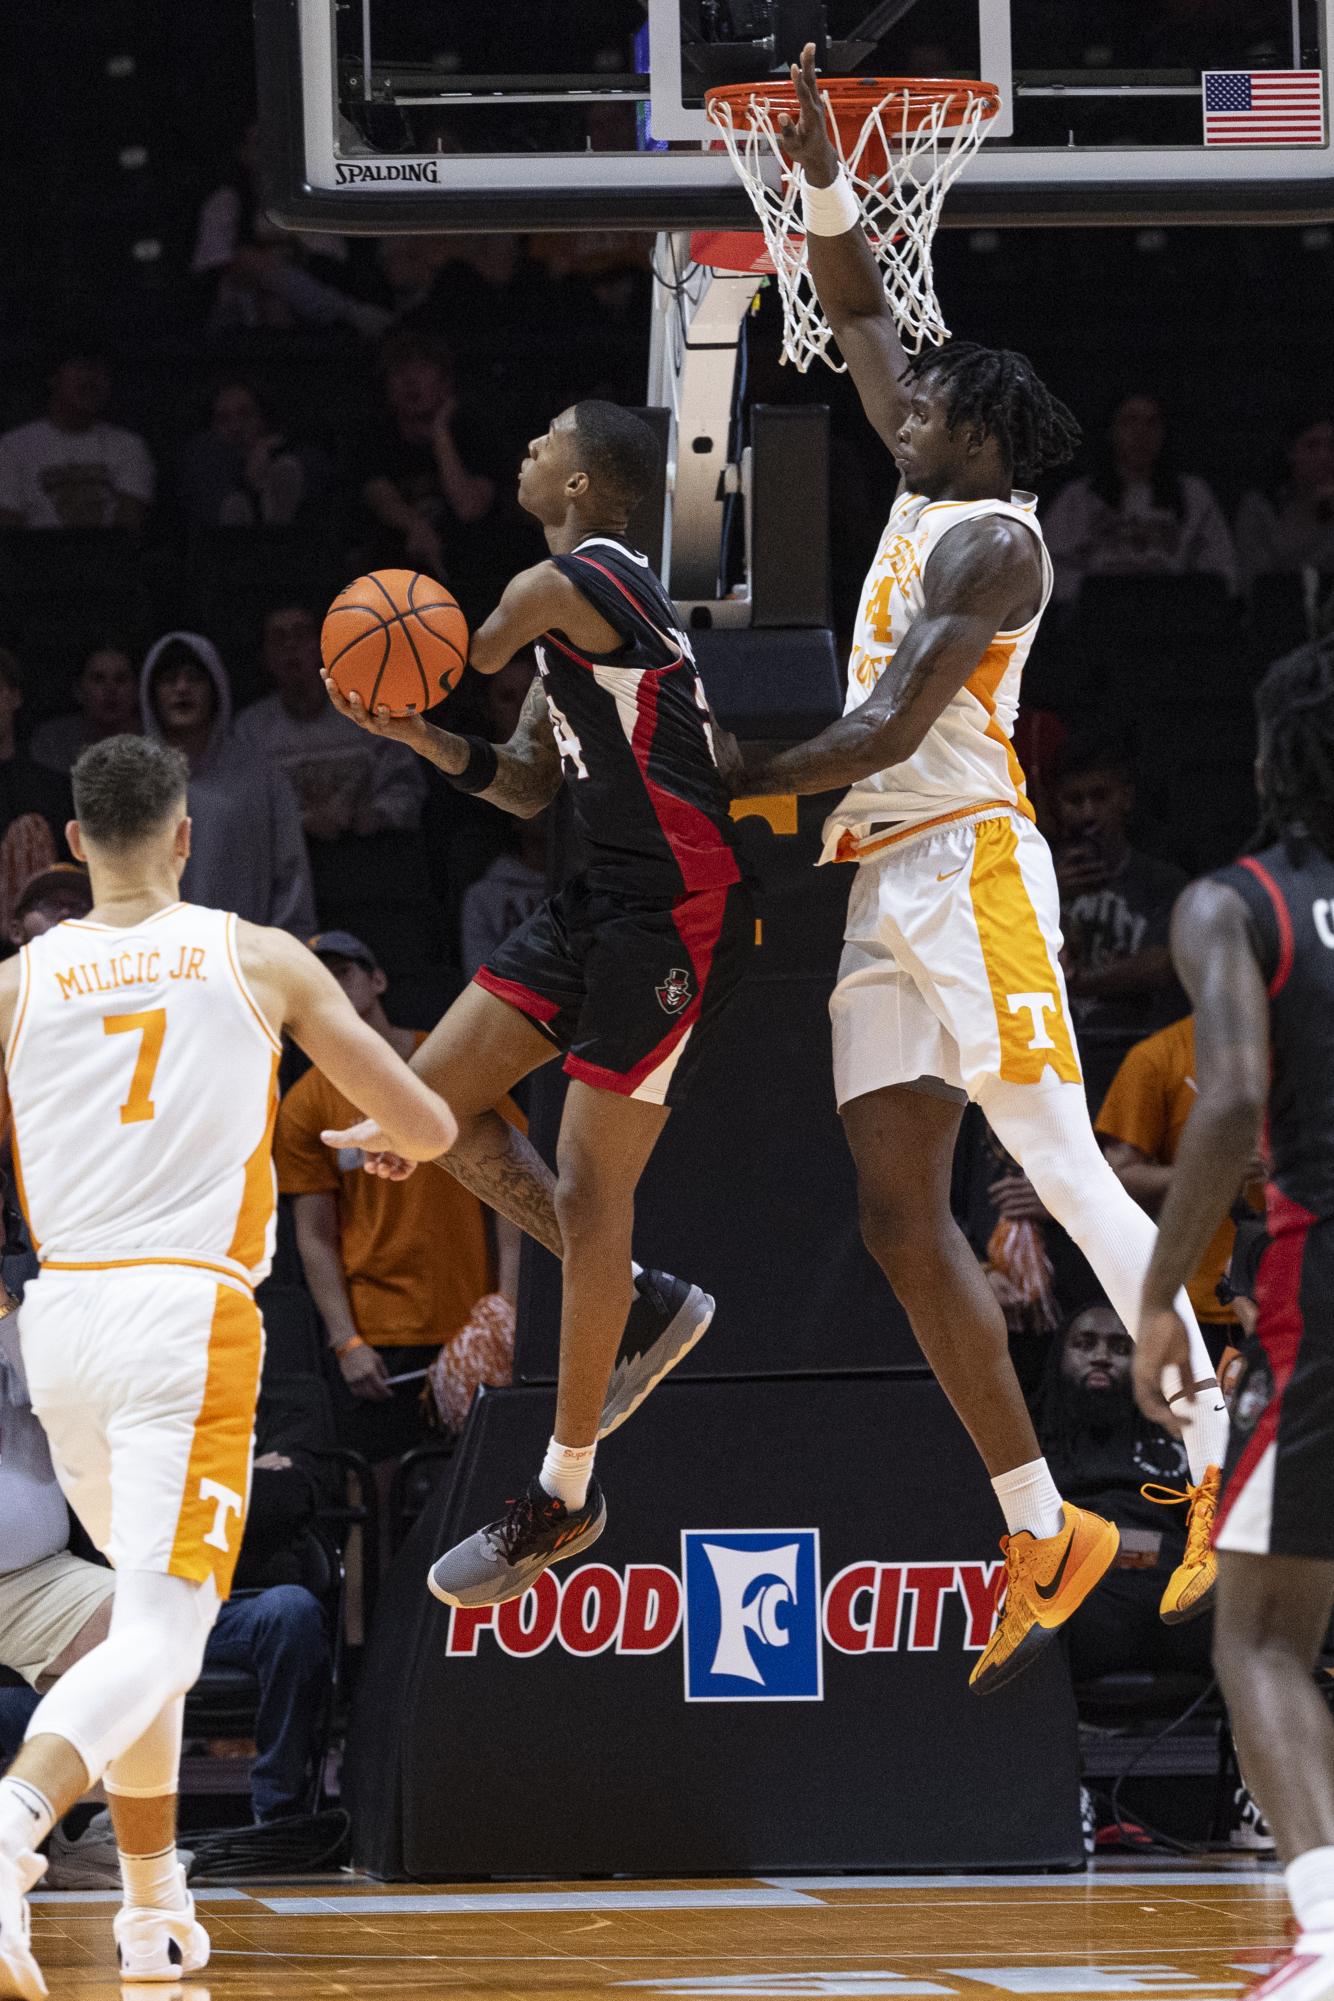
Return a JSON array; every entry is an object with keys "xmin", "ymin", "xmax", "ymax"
[
  {"xmin": 1212, "ymin": 838, "xmax": 1334, "ymax": 1558},
  {"xmin": 475, "ymin": 535, "xmax": 752, "ymax": 1103}
]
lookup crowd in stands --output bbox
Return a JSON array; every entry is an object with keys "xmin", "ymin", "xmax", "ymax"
[{"xmin": 0, "ymin": 99, "xmax": 1326, "ymax": 1859}]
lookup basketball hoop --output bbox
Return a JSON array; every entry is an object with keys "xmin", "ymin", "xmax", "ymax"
[{"xmin": 704, "ymin": 75, "xmax": 1002, "ymax": 372}]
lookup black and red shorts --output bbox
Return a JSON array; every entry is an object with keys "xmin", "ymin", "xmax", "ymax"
[
  {"xmin": 1215, "ymin": 1195, "xmax": 1334, "ymax": 1560},
  {"xmin": 474, "ymin": 874, "xmax": 753, "ymax": 1106}
]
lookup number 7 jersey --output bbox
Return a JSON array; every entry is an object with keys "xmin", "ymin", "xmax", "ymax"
[{"xmin": 6, "ymin": 902, "xmax": 281, "ymax": 1289}]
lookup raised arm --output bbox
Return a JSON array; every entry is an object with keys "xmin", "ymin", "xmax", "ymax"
[
  {"xmin": 468, "ymin": 562, "xmax": 619, "ymax": 674},
  {"xmin": 244, "ymin": 925, "xmax": 458, "ymax": 1160},
  {"xmin": 778, "ymin": 42, "xmax": 911, "ymax": 451},
  {"xmin": 1134, "ymin": 878, "xmax": 1270, "ymax": 1431},
  {"xmin": 737, "ymin": 514, "xmax": 1042, "ymax": 795}
]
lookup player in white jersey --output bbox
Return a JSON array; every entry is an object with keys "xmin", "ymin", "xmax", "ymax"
[
  {"xmin": 0, "ymin": 735, "xmax": 455, "ymax": 1999},
  {"xmin": 725, "ymin": 47, "xmax": 1230, "ymax": 1694}
]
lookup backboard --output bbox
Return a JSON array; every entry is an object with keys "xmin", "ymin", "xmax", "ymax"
[{"xmin": 257, "ymin": 0, "xmax": 1334, "ymax": 233}]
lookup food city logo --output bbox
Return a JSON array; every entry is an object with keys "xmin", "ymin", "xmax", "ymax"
[{"xmin": 442, "ymin": 1528, "xmax": 1006, "ymax": 1702}]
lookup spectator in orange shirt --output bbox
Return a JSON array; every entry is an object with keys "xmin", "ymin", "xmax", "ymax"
[
  {"xmin": 273, "ymin": 931, "xmax": 508, "ymax": 1461},
  {"xmin": 1095, "ymin": 1015, "xmax": 1264, "ymax": 1361}
]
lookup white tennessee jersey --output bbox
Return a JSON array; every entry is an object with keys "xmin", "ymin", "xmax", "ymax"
[
  {"xmin": 819, "ymin": 489, "xmax": 1053, "ymax": 864},
  {"xmin": 7, "ymin": 902, "xmax": 281, "ymax": 1289}
]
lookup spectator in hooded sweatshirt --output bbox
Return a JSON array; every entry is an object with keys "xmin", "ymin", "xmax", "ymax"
[{"xmin": 139, "ymin": 631, "xmax": 315, "ymax": 933}]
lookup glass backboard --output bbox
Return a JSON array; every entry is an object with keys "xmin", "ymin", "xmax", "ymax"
[{"xmin": 257, "ymin": 0, "xmax": 1334, "ymax": 231}]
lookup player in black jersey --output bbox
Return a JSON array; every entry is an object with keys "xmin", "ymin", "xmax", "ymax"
[
  {"xmin": 1135, "ymin": 639, "xmax": 1334, "ymax": 1993},
  {"xmin": 325, "ymin": 401, "xmax": 752, "ymax": 1606}
]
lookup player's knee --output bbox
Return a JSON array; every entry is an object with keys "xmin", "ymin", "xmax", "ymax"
[
  {"xmin": 857, "ymin": 1190, "xmax": 929, "ymax": 1287},
  {"xmin": 554, "ymin": 1165, "xmax": 625, "ymax": 1245}
]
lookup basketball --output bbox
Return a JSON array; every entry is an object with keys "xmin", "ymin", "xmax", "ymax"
[{"xmin": 321, "ymin": 569, "xmax": 469, "ymax": 715}]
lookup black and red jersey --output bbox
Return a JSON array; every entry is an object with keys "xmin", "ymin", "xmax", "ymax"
[
  {"xmin": 535, "ymin": 535, "xmax": 740, "ymax": 901},
  {"xmin": 1214, "ymin": 839, "xmax": 1334, "ymax": 1226}
]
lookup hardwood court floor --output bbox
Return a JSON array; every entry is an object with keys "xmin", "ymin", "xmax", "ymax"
[{"xmin": 30, "ymin": 1860, "xmax": 1292, "ymax": 2001}]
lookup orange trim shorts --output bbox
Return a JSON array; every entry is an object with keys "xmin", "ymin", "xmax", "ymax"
[
  {"xmin": 831, "ymin": 811, "xmax": 1083, "ymax": 1109},
  {"xmin": 18, "ymin": 1267, "xmax": 263, "ymax": 1599}
]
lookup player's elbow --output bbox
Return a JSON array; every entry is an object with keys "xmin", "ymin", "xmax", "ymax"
[
  {"xmin": 1200, "ymin": 1075, "xmax": 1266, "ymax": 1145},
  {"xmin": 406, "ymin": 1092, "xmax": 458, "ymax": 1161},
  {"xmin": 466, "ymin": 636, "xmax": 506, "ymax": 675}
]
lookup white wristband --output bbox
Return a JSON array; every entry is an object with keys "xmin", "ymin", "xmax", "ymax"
[{"xmin": 800, "ymin": 167, "xmax": 861, "ymax": 236}]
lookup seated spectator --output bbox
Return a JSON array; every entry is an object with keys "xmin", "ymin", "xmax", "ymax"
[
  {"xmin": 460, "ymin": 819, "xmax": 547, "ymax": 981},
  {"xmin": 1030, "ymin": 1299, "xmax": 1212, "ymax": 1685},
  {"xmin": 140, "ymin": 632, "xmax": 315, "ymax": 933},
  {"xmin": 1045, "ymin": 393, "xmax": 1237, "ymax": 606},
  {"xmin": 1096, "ymin": 1015, "xmax": 1265, "ymax": 1361},
  {"xmin": 0, "ymin": 353, "xmax": 154, "ymax": 531},
  {"xmin": 235, "ymin": 605, "xmax": 425, "ymax": 843},
  {"xmin": 356, "ymin": 332, "xmax": 500, "ymax": 610},
  {"xmin": 6, "ymin": 862, "xmax": 91, "ymax": 950},
  {"xmin": 191, "ymin": 121, "xmax": 389, "ymax": 340},
  {"xmin": 177, "ymin": 382, "xmax": 331, "ymax": 530},
  {"xmin": 459, "ymin": 660, "xmax": 547, "ymax": 976},
  {"xmin": 1051, "ymin": 736, "xmax": 1187, "ymax": 1107},
  {"xmin": 1235, "ymin": 415, "xmax": 1334, "ymax": 592},
  {"xmin": 274, "ymin": 932, "xmax": 507, "ymax": 1462},
  {"xmin": 0, "ymin": 649, "xmax": 73, "ymax": 853},
  {"xmin": 29, "ymin": 644, "xmax": 140, "ymax": 775},
  {"xmin": 0, "ymin": 1314, "xmax": 333, "ymax": 1832}
]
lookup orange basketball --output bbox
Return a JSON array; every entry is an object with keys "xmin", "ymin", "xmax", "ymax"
[{"xmin": 321, "ymin": 569, "xmax": 468, "ymax": 715}]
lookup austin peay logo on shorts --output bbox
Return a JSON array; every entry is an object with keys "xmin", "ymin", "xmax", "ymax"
[{"xmin": 656, "ymin": 966, "xmax": 694, "ymax": 1016}]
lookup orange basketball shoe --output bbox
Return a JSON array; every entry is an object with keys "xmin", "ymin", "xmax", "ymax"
[
  {"xmin": 1143, "ymin": 1464, "xmax": 1221, "ymax": 1624},
  {"xmin": 969, "ymin": 1504, "xmax": 1120, "ymax": 1695}
]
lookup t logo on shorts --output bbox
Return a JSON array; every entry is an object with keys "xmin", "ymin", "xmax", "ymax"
[
  {"xmin": 199, "ymin": 1478, "xmax": 243, "ymax": 1553},
  {"xmin": 1007, "ymin": 990, "xmax": 1058, "ymax": 1050}
]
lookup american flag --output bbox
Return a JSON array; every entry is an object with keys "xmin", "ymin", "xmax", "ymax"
[{"xmin": 1203, "ymin": 70, "xmax": 1325, "ymax": 146}]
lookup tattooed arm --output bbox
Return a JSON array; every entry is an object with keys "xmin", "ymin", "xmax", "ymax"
[
  {"xmin": 737, "ymin": 515, "xmax": 1044, "ymax": 796},
  {"xmin": 324, "ymin": 667, "xmax": 563, "ymax": 820}
]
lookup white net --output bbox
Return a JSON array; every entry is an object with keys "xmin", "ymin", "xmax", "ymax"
[{"xmin": 705, "ymin": 82, "xmax": 996, "ymax": 372}]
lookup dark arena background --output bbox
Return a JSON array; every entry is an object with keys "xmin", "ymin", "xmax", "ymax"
[{"xmin": 0, "ymin": 1, "xmax": 1331, "ymax": 1996}]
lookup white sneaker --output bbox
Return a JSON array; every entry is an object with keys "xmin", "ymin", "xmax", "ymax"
[
  {"xmin": 1245, "ymin": 1940, "xmax": 1334, "ymax": 2001},
  {"xmin": 113, "ymin": 1869, "xmax": 209, "ymax": 1983},
  {"xmin": 0, "ymin": 1847, "xmax": 47, "ymax": 2001}
]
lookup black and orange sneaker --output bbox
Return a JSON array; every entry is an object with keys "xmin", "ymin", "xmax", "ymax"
[
  {"xmin": 427, "ymin": 1476, "xmax": 606, "ymax": 1609},
  {"xmin": 969, "ymin": 1504, "xmax": 1120, "ymax": 1695},
  {"xmin": 598, "ymin": 1271, "xmax": 715, "ymax": 1440},
  {"xmin": 1142, "ymin": 1464, "xmax": 1221, "ymax": 1624}
]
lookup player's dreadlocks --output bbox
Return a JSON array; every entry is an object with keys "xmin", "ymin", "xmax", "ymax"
[
  {"xmin": 902, "ymin": 341, "xmax": 1081, "ymax": 485},
  {"xmin": 1255, "ymin": 632, "xmax": 1334, "ymax": 861}
]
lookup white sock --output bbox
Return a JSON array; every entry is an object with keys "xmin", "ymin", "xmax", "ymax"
[
  {"xmin": 1287, "ymin": 1846, "xmax": 1334, "ymax": 1939},
  {"xmin": 539, "ymin": 1437, "xmax": 596, "ymax": 1510},
  {"xmin": 1163, "ymin": 1365, "xmax": 1231, "ymax": 1487},
  {"xmin": 0, "ymin": 1777, "xmax": 55, "ymax": 1857},
  {"xmin": 630, "ymin": 1260, "xmax": 643, "ymax": 1282},
  {"xmin": 991, "ymin": 1457, "xmax": 1066, "ymax": 1540},
  {"xmin": 118, "ymin": 1843, "xmax": 185, "ymax": 1912}
]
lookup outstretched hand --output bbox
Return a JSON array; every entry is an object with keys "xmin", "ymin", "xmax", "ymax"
[
  {"xmin": 1133, "ymin": 1303, "xmax": 1193, "ymax": 1438},
  {"xmin": 322, "ymin": 668, "xmax": 433, "ymax": 751},
  {"xmin": 777, "ymin": 42, "xmax": 839, "ymax": 186},
  {"xmin": 321, "ymin": 1117, "xmax": 420, "ymax": 1181}
]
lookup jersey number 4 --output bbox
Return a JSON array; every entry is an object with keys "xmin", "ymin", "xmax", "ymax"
[{"xmin": 104, "ymin": 1008, "xmax": 166, "ymax": 1124}]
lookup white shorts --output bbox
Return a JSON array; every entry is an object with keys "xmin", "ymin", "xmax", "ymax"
[
  {"xmin": 18, "ymin": 1267, "xmax": 264, "ymax": 1600},
  {"xmin": 831, "ymin": 811, "xmax": 1084, "ymax": 1110}
]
